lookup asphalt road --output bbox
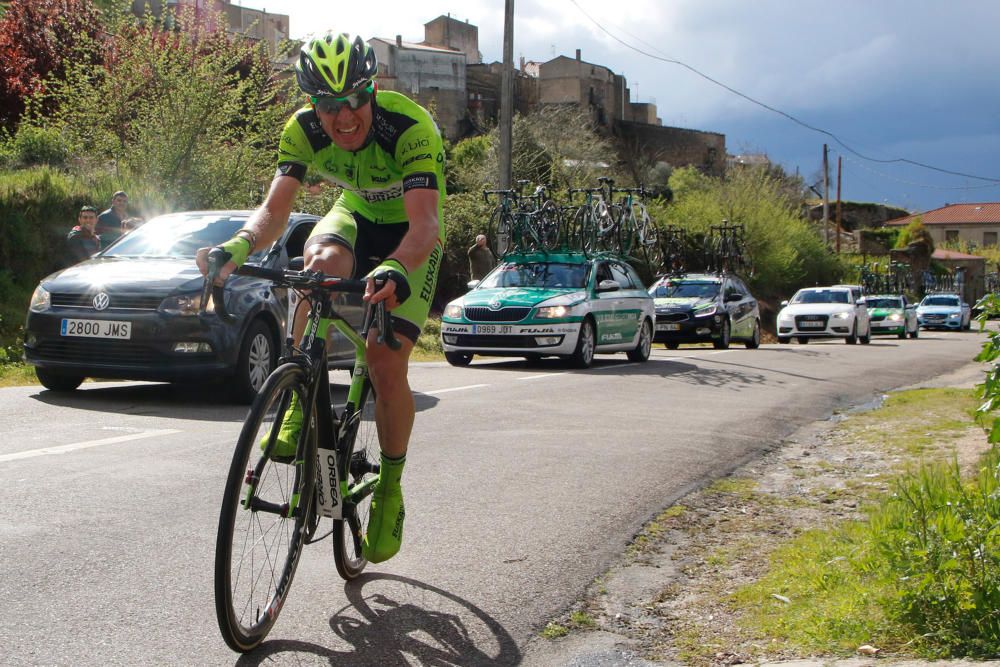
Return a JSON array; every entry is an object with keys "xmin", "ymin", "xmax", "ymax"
[{"xmin": 0, "ymin": 328, "xmax": 989, "ymax": 666}]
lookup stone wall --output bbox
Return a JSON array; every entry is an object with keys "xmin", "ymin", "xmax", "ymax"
[{"xmin": 614, "ymin": 121, "xmax": 726, "ymax": 177}]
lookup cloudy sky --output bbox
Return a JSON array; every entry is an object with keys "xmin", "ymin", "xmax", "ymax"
[{"xmin": 237, "ymin": 0, "xmax": 1000, "ymax": 213}]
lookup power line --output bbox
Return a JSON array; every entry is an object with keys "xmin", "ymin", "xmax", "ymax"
[
  {"xmin": 567, "ymin": 0, "xmax": 1000, "ymax": 185},
  {"xmin": 837, "ymin": 150, "xmax": 1000, "ymax": 192}
]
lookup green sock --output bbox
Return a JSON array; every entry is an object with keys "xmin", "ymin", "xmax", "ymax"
[{"xmin": 363, "ymin": 453, "xmax": 406, "ymax": 563}]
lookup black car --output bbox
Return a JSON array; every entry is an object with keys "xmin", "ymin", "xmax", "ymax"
[
  {"xmin": 24, "ymin": 210, "xmax": 362, "ymax": 402},
  {"xmin": 648, "ymin": 272, "xmax": 761, "ymax": 349}
]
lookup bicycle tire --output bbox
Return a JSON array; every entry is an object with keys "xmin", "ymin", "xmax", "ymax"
[
  {"xmin": 538, "ymin": 200, "xmax": 562, "ymax": 251},
  {"xmin": 488, "ymin": 209, "xmax": 514, "ymax": 257},
  {"xmin": 215, "ymin": 363, "xmax": 315, "ymax": 652},
  {"xmin": 332, "ymin": 381, "xmax": 379, "ymax": 579},
  {"xmin": 617, "ymin": 205, "xmax": 636, "ymax": 256},
  {"xmin": 574, "ymin": 206, "xmax": 597, "ymax": 255}
]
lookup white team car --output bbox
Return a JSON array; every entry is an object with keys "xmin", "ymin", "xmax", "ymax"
[
  {"xmin": 776, "ymin": 286, "xmax": 872, "ymax": 344},
  {"xmin": 440, "ymin": 251, "xmax": 655, "ymax": 368}
]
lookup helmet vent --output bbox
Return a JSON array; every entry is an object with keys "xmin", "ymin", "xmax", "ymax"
[
  {"xmin": 323, "ymin": 65, "xmax": 336, "ymax": 83},
  {"xmin": 337, "ymin": 61, "xmax": 344, "ymax": 81},
  {"xmin": 315, "ymin": 43, "xmax": 326, "ymax": 59},
  {"xmin": 325, "ymin": 33, "xmax": 334, "ymax": 44},
  {"xmin": 335, "ymin": 37, "xmax": 346, "ymax": 55}
]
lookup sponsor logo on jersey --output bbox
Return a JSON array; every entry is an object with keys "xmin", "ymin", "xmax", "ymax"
[
  {"xmin": 371, "ymin": 174, "xmax": 389, "ymax": 183},
  {"xmin": 420, "ymin": 244, "xmax": 442, "ymax": 302},
  {"xmin": 400, "ymin": 137, "xmax": 430, "ymax": 156},
  {"xmin": 360, "ymin": 186, "xmax": 404, "ymax": 203},
  {"xmin": 401, "ymin": 153, "xmax": 432, "ymax": 167}
]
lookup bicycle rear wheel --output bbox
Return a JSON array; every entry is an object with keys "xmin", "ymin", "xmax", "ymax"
[
  {"xmin": 537, "ymin": 200, "xmax": 563, "ymax": 251},
  {"xmin": 488, "ymin": 209, "xmax": 514, "ymax": 257},
  {"xmin": 215, "ymin": 363, "xmax": 315, "ymax": 652},
  {"xmin": 574, "ymin": 206, "xmax": 597, "ymax": 255},
  {"xmin": 333, "ymin": 382, "xmax": 379, "ymax": 579}
]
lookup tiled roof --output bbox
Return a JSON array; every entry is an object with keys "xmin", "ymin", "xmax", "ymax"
[
  {"xmin": 932, "ymin": 249, "xmax": 985, "ymax": 261},
  {"xmin": 886, "ymin": 203, "xmax": 1000, "ymax": 226}
]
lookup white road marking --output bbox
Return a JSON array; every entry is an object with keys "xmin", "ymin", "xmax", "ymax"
[
  {"xmin": 518, "ymin": 373, "xmax": 567, "ymax": 381},
  {"xmin": 0, "ymin": 429, "xmax": 182, "ymax": 463},
  {"xmin": 424, "ymin": 384, "xmax": 490, "ymax": 395}
]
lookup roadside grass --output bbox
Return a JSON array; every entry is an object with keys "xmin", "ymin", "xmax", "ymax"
[
  {"xmin": 729, "ymin": 387, "xmax": 1000, "ymax": 659},
  {"xmin": 0, "ymin": 362, "xmax": 35, "ymax": 387}
]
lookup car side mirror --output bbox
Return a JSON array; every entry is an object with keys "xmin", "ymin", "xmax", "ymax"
[
  {"xmin": 725, "ymin": 292, "xmax": 741, "ymax": 302},
  {"xmin": 857, "ymin": 298, "xmax": 866, "ymax": 306},
  {"xmin": 596, "ymin": 279, "xmax": 620, "ymax": 293},
  {"xmin": 781, "ymin": 300, "xmax": 789, "ymax": 307},
  {"xmin": 466, "ymin": 279, "xmax": 480, "ymax": 290}
]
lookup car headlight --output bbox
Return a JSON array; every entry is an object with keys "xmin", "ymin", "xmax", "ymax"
[
  {"xmin": 29, "ymin": 285, "xmax": 50, "ymax": 312},
  {"xmin": 159, "ymin": 293, "xmax": 210, "ymax": 316},
  {"xmin": 693, "ymin": 305, "xmax": 716, "ymax": 318},
  {"xmin": 888, "ymin": 313, "xmax": 902, "ymax": 321},
  {"xmin": 948, "ymin": 312, "xmax": 960, "ymax": 318},
  {"xmin": 832, "ymin": 311, "xmax": 852, "ymax": 319},
  {"xmin": 444, "ymin": 304, "xmax": 463, "ymax": 319},
  {"xmin": 535, "ymin": 305, "xmax": 571, "ymax": 319}
]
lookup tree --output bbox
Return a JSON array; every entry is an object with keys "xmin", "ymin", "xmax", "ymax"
[
  {"xmin": 895, "ymin": 216, "xmax": 935, "ymax": 254},
  {"xmin": 0, "ymin": 0, "xmax": 103, "ymax": 130},
  {"xmin": 27, "ymin": 4, "xmax": 297, "ymax": 209}
]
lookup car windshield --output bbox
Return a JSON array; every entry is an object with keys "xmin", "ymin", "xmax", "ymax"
[
  {"xmin": 478, "ymin": 262, "xmax": 589, "ymax": 289},
  {"xmin": 791, "ymin": 289, "xmax": 849, "ymax": 304},
  {"xmin": 102, "ymin": 213, "xmax": 265, "ymax": 260},
  {"xmin": 922, "ymin": 296, "xmax": 960, "ymax": 307},
  {"xmin": 651, "ymin": 281, "xmax": 719, "ymax": 298},
  {"xmin": 867, "ymin": 297, "xmax": 903, "ymax": 309}
]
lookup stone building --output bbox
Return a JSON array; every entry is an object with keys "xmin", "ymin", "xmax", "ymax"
[
  {"xmin": 369, "ymin": 37, "xmax": 467, "ymax": 140},
  {"xmin": 131, "ymin": 0, "xmax": 290, "ymax": 56}
]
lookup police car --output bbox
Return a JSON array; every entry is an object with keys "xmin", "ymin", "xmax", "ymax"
[{"xmin": 440, "ymin": 252, "xmax": 655, "ymax": 368}]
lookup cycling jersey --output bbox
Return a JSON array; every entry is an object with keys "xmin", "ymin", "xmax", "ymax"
[
  {"xmin": 276, "ymin": 90, "xmax": 445, "ymax": 225},
  {"xmin": 275, "ymin": 90, "xmax": 446, "ymax": 342}
]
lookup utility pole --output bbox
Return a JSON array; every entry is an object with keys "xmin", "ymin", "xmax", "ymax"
[
  {"xmin": 498, "ymin": 0, "xmax": 515, "ymax": 189},
  {"xmin": 822, "ymin": 144, "xmax": 830, "ymax": 246},
  {"xmin": 836, "ymin": 156, "xmax": 843, "ymax": 254}
]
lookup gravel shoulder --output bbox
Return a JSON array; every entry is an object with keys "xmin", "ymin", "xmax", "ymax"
[{"xmin": 522, "ymin": 361, "xmax": 995, "ymax": 667}]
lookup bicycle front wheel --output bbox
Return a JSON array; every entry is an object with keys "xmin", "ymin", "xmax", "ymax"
[
  {"xmin": 488, "ymin": 209, "xmax": 514, "ymax": 257},
  {"xmin": 333, "ymin": 382, "xmax": 379, "ymax": 579},
  {"xmin": 215, "ymin": 363, "xmax": 315, "ymax": 652}
]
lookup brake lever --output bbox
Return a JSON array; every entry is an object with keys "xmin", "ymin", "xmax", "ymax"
[{"xmin": 202, "ymin": 247, "xmax": 236, "ymax": 324}]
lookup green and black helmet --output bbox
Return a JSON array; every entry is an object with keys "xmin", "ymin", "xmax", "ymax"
[{"xmin": 296, "ymin": 32, "xmax": 377, "ymax": 97}]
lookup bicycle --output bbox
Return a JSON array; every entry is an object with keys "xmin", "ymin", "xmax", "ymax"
[
  {"xmin": 484, "ymin": 181, "xmax": 561, "ymax": 257},
  {"xmin": 610, "ymin": 185, "xmax": 661, "ymax": 268},
  {"xmin": 567, "ymin": 181, "xmax": 615, "ymax": 254},
  {"xmin": 204, "ymin": 249, "xmax": 399, "ymax": 653}
]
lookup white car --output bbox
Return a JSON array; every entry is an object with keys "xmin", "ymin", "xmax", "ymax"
[
  {"xmin": 777, "ymin": 286, "xmax": 871, "ymax": 344},
  {"xmin": 916, "ymin": 293, "xmax": 972, "ymax": 330}
]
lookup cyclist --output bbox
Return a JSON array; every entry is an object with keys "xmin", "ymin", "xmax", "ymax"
[{"xmin": 196, "ymin": 32, "xmax": 445, "ymax": 565}]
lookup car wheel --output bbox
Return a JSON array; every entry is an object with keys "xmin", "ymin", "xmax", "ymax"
[
  {"xmin": 712, "ymin": 319, "xmax": 731, "ymax": 350},
  {"xmin": 627, "ymin": 319, "xmax": 652, "ymax": 362},
  {"xmin": 664, "ymin": 341, "xmax": 679, "ymax": 350},
  {"xmin": 778, "ymin": 336, "xmax": 790, "ymax": 344},
  {"xmin": 797, "ymin": 336, "xmax": 809, "ymax": 344},
  {"xmin": 744, "ymin": 319, "xmax": 761, "ymax": 349},
  {"xmin": 860, "ymin": 325, "xmax": 871, "ymax": 344},
  {"xmin": 568, "ymin": 318, "xmax": 596, "ymax": 368},
  {"xmin": 445, "ymin": 351, "xmax": 473, "ymax": 366},
  {"xmin": 231, "ymin": 319, "xmax": 275, "ymax": 404},
  {"xmin": 845, "ymin": 320, "xmax": 858, "ymax": 344},
  {"xmin": 35, "ymin": 368, "xmax": 84, "ymax": 392}
]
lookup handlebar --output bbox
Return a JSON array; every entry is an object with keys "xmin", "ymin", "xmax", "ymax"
[{"xmin": 201, "ymin": 248, "xmax": 399, "ymax": 350}]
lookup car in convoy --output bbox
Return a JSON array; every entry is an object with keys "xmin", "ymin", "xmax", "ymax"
[
  {"xmin": 23, "ymin": 210, "xmax": 361, "ymax": 402},
  {"xmin": 916, "ymin": 293, "xmax": 972, "ymax": 330},
  {"xmin": 776, "ymin": 286, "xmax": 872, "ymax": 344},
  {"xmin": 439, "ymin": 251, "xmax": 655, "ymax": 368},
  {"xmin": 865, "ymin": 294, "xmax": 919, "ymax": 339},
  {"xmin": 647, "ymin": 273, "xmax": 761, "ymax": 349}
]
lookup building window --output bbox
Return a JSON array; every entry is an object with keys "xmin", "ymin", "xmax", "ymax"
[
  {"xmin": 945, "ymin": 230, "xmax": 960, "ymax": 242},
  {"xmin": 985, "ymin": 231, "xmax": 998, "ymax": 247}
]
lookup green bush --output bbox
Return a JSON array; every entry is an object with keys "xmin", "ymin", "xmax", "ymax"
[
  {"xmin": 867, "ymin": 452, "xmax": 1000, "ymax": 657},
  {"xmin": 10, "ymin": 124, "xmax": 67, "ymax": 166}
]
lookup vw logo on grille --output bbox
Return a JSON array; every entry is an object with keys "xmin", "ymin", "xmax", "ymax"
[
  {"xmin": 93, "ymin": 292, "xmax": 110, "ymax": 311},
  {"xmin": 488, "ymin": 299, "xmax": 503, "ymax": 311}
]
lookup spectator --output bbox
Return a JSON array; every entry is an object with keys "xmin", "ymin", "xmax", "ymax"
[
  {"xmin": 467, "ymin": 234, "xmax": 495, "ymax": 281},
  {"xmin": 96, "ymin": 190, "xmax": 142, "ymax": 246},
  {"xmin": 66, "ymin": 206, "xmax": 101, "ymax": 265}
]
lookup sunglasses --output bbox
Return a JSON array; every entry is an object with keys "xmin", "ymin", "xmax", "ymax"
[{"xmin": 311, "ymin": 82, "xmax": 374, "ymax": 114}]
